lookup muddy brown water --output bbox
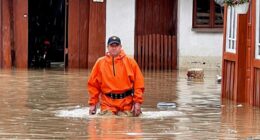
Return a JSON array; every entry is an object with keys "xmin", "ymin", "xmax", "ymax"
[{"xmin": 0, "ymin": 69, "xmax": 260, "ymax": 139}]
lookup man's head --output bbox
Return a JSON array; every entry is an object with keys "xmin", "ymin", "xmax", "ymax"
[
  {"xmin": 107, "ymin": 36, "xmax": 122, "ymax": 57},
  {"xmin": 107, "ymin": 36, "xmax": 121, "ymax": 46}
]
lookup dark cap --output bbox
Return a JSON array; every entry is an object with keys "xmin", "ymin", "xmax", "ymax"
[{"xmin": 107, "ymin": 36, "xmax": 121, "ymax": 45}]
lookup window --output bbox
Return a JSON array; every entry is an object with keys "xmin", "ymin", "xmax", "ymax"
[
  {"xmin": 256, "ymin": 0, "xmax": 260, "ymax": 59},
  {"xmin": 226, "ymin": 6, "xmax": 237, "ymax": 53},
  {"xmin": 193, "ymin": 0, "xmax": 224, "ymax": 28}
]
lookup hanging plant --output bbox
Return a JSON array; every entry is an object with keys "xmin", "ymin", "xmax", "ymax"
[
  {"xmin": 224, "ymin": 0, "xmax": 249, "ymax": 6},
  {"xmin": 224, "ymin": 0, "xmax": 250, "ymax": 14}
]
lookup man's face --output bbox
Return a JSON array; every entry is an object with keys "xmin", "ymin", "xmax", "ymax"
[{"xmin": 107, "ymin": 43, "xmax": 122, "ymax": 57}]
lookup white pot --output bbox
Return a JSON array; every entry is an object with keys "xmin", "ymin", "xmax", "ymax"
[{"xmin": 235, "ymin": 2, "xmax": 249, "ymax": 14}]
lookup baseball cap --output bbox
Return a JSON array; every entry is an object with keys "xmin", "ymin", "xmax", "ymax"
[{"xmin": 107, "ymin": 36, "xmax": 121, "ymax": 45}]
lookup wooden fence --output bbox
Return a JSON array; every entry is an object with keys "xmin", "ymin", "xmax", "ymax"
[{"xmin": 135, "ymin": 34, "xmax": 177, "ymax": 70}]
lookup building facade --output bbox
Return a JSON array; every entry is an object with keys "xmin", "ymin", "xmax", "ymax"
[{"xmin": 0, "ymin": 0, "xmax": 223, "ymax": 70}]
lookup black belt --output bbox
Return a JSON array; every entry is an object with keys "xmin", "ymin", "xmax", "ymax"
[{"xmin": 106, "ymin": 89, "xmax": 133, "ymax": 99}]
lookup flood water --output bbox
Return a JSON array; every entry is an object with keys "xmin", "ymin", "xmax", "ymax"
[{"xmin": 1, "ymin": 69, "xmax": 260, "ymax": 139}]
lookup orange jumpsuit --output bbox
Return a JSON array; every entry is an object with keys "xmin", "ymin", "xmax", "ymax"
[{"xmin": 88, "ymin": 50, "xmax": 144, "ymax": 113}]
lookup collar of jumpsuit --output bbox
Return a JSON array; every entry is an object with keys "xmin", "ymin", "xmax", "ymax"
[{"xmin": 105, "ymin": 49, "xmax": 126, "ymax": 62}]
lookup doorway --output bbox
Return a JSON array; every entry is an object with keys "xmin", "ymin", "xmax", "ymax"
[{"xmin": 28, "ymin": 0, "xmax": 67, "ymax": 68}]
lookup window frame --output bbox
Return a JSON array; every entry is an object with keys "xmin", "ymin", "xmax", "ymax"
[
  {"xmin": 256, "ymin": 0, "xmax": 260, "ymax": 59},
  {"xmin": 192, "ymin": 0, "xmax": 223, "ymax": 28},
  {"xmin": 225, "ymin": 6, "xmax": 237, "ymax": 53}
]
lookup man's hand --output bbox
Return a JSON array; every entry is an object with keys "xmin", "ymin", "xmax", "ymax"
[
  {"xmin": 131, "ymin": 103, "xmax": 142, "ymax": 117},
  {"xmin": 89, "ymin": 105, "xmax": 97, "ymax": 115}
]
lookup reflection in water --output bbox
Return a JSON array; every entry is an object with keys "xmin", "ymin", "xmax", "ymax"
[
  {"xmin": 0, "ymin": 69, "xmax": 260, "ymax": 139},
  {"xmin": 220, "ymin": 99, "xmax": 260, "ymax": 139},
  {"xmin": 87, "ymin": 117, "xmax": 142, "ymax": 140}
]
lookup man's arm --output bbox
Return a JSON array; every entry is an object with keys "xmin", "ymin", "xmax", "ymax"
[
  {"xmin": 87, "ymin": 60, "xmax": 102, "ymax": 114},
  {"xmin": 131, "ymin": 59, "xmax": 145, "ymax": 116}
]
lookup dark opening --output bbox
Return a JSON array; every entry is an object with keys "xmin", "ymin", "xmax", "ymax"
[{"xmin": 28, "ymin": 0, "xmax": 67, "ymax": 68}]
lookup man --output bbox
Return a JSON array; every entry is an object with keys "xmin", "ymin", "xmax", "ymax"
[{"xmin": 88, "ymin": 36, "xmax": 144, "ymax": 117}]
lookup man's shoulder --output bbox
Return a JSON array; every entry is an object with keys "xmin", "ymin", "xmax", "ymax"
[
  {"xmin": 124, "ymin": 56, "xmax": 135, "ymax": 61},
  {"xmin": 123, "ymin": 56, "xmax": 138, "ymax": 66},
  {"xmin": 97, "ymin": 56, "xmax": 106, "ymax": 62}
]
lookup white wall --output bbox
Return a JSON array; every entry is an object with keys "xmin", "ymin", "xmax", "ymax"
[
  {"xmin": 106, "ymin": 0, "xmax": 135, "ymax": 56},
  {"xmin": 178, "ymin": 0, "xmax": 223, "ymax": 69}
]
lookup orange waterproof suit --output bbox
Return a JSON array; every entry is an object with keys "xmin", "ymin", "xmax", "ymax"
[{"xmin": 88, "ymin": 50, "xmax": 144, "ymax": 113}]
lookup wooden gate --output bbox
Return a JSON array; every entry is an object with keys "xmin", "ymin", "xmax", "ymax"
[
  {"xmin": 68, "ymin": 0, "xmax": 106, "ymax": 69},
  {"xmin": 135, "ymin": 0, "xmax": 178, "ymax": 70}
]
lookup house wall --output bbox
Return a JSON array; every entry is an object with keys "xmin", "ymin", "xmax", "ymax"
[
  {"xmin": 178, "ymin": 0, "xmax": 223, "ymax": 70},
  {"xmin": 106, "ymin": 0, "xmax": 223, "ymax": 69},
  {"xmin": 106, "ymin": 0, "xmax": 135, "ymax": 56}
]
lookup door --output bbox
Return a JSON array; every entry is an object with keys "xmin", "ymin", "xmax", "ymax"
[
  {"xmin": 135, "ymin": 0, "xmax": 178, "ymax": 70},
  {"xmin": 222, "ymin": 6, "xmax": 247, "ymax": 102}
]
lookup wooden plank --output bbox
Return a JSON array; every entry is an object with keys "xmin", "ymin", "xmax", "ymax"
[
  {"xmin": 230, "ymin": 62, "xmax": 234, "ymax": 100},
  {"xmin": 148, "ymin": 34, "xmax": 152, "ymax": 70},
  {"xmin": 156, "ymin": 34, "xmax": 160, "ymax": 70},
  {"xmin": 236, "ymin": 14, "xmax": 247, "ymax": 102},
  {"xmin": 164, "ymin": 35, "xmax": 168, "ymax": 70},
  {"xmin": 231, "ymin": 62, "xmax": 235, "ymax": 100},
  {"xmin": 141, "ymin": 35, "xmax": 145, "ymax": 70},
  {"xmin": 144, "ymin": 35, "xmax": 148, "ymax": 70},
  {"xmin": 248, "ymin": 0, "xmax": 255, "ymax": 105},
  {"xmin": 168, "ymin": 35, "xmax": 172, "ymax": 70},
  {"xmin": 253, "ymin": 59, "xmax": 260, "ymax": 68},
  {"xmin": 13, "ymin": 0, "xmax": 28, "ymax": 68},
  {"xmin": 136, "ymin": 36, "xmax": 143, "ymax": 68},
  {"xmin": 256, "ymin": 69, "xmax": 260, "ymax": 106},
  {"xmin": 152, "ymin": 34, "xmax": 156, "ymax": 70},
  {"xmin": 134, "ymin": 35, "xmax": 137, "ymax": 61},
  {"xmin": 0, "ymin": 0, "xmax": 2, "ymax": 68},
  {"xmin": 172, "ymin": 36, "xmax": 177, "ymax": 69},
  {"xmin": 258, "ymin": 69, "xmax": 260, "ymax": 106},
  {"xmin": 226, "ymin": 61, "xmax": 231, "ymax": 99},
  {"xmin": 253, "ymin": 69, "xmax": 256, "ymax": 105},
  {"xmin": 223, "ymin": 53, "xmax": 237, "ymax": 61},
  {"xmin": 256, "ymin": 69, "xmax": 258, "ymax": 105},
  {"xmin": 136, "ymin": 36, "xmax": 139, "ymax": 66},
  {"xmin": 160, "ymin": 35, "xmax": 164, "ymax": 70},
  {"xmin": 88, "ymin": 0, "xmax": 106, "ymax": 68},
  {"xmin": 2, "ymin": 0, "xmax": 12, "ymax": 68},
  {"xmin": 245, "ymin": 19, "xmax": 251, "ymax": 102},
  {"xmin": 68, "ymin": 0, "xmax": 80, "ymax": 68},
  {"xmin": 79, "ymin": 0, "xmax": 89, "ymax": 68}
]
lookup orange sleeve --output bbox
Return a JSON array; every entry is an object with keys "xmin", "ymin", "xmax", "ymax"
[
  {"xmin": 87, "ymin": 59, "xmax": 102, "ymax": 105},
  {"xmin": 131, "ymin": 59, "xmax": 145, "ymax": 104}
]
